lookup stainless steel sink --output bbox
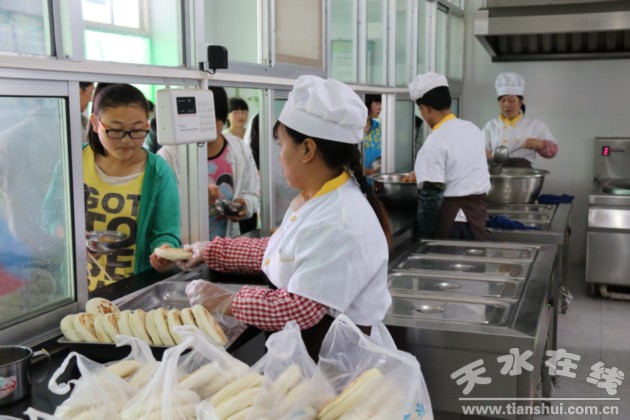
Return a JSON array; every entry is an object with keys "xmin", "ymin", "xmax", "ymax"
[
  {"xmin": 414, "ymin": 240, "xmax": 537, "ymax": 260},
  {"xmin": 388, "ymin": 272, "xmax": 524, "ymax": 300},
  {"xmin": 387, "ymin": 295, "xmax": 514, "ymax": 326},
  {"xmin": 394, "ymin": 255, "xmax": 530, "ymax": 279}
]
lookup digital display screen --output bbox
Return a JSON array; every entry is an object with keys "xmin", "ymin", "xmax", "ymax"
[
  {"xmin": 176, "ymin": 97, "xmax": 196, "ymax": 115},
  {"xmin": 602, "ymin": 145, "xmax": 610, "ymax": 156}
]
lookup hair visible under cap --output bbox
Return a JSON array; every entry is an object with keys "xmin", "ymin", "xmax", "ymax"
[
  {"xmin": 272, "ymin": 121, "xmax": 392, "ymax": 247},
  {"xmin": 415, "ymin": 86, "xmax": 451, "ymax": 111},
  {"xmin": 87, "ymin": 83, "xmax": 148, "ymax": 156}
]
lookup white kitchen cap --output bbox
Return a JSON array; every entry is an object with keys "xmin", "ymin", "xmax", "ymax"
[
  {"xmin": 495, "ymin": 72, "xmax": 525, "ymax": 96},
  {"xmin": 278, "ymin": 75, "xmax": 367, "ymax": 144},
  {"xmin": 408, "ymin": 72, "xmax": 449, "ymax": 101}
]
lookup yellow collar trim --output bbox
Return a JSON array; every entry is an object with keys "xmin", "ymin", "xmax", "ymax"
[
  {"xmin": 312, "ymin": 171, "xmax": 350, "ymax": 200},
  {"xmin": 432, "ymin": 113, "xmax": 456, "ymax": 131},
  {"xmin": 499, "ymin": 112, "xmax": 523, "ymax": 127}
]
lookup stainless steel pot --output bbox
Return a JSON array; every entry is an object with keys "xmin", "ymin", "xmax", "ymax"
[
  {"xmin": 371, "ymin": 173, "xmax": 417, "ymax": 208},
  {"xmin": 487, "ymin": 168, "xmax": 550, "ymax": 204},
  {"xmin": 0, "ymin": 346, "xmax": 50, "ymax": 406}
]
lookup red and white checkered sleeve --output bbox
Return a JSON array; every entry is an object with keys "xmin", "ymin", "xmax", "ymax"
[
  {"xmin": 231, "ymin": 286, "xmax": 328, "ymax": 331},
  {"xmin": 203, "ymin": 236, "xmax": 270, "ymax": 272},
  {"xmin": 539, "ymin": 140, "xmax": 558, "ymax": 158}
]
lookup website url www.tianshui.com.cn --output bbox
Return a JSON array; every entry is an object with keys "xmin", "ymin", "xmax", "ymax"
[{"xmin": 461, "ymin": 402, "xmax": 620, "ymax": 416}]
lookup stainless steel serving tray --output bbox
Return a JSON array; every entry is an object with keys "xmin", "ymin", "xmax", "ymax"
[
  {"xmin": 386, "ymin": 295, "xmax": 515, "ymax": 326},
  {"xmin": 412, "ymin": 240, "xmax": 538, "ymax": 261},
  {"xmin": 388, "ymin": 272, "xmax": 524, "ymax": 300},
  {"xmin": 393, "ymin": 255, "xmax": 531, "ymax": 280},
  {"xmin": 59, "ymin": 281, "xmax": 259, "ymax": 361}
]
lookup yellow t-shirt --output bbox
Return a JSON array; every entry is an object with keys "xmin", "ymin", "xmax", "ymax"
[{"xmin": 83, "ymin": 148, "xmax": 144, "ymax": 291}]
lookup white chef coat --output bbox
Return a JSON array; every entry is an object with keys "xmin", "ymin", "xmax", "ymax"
[
  {"xmin": 414, "ymin": 114, "xmax": 490, "ymax": 221},
  {"xmin": 262, "ymin": 171, "xmax": 391, "ymax": 326},
  {"xmin": 482, "ymin": 113, "xmax": 557, "ymax": 164}
]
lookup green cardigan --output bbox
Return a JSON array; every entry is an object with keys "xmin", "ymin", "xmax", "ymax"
[{"xmin": 43, "ymin": 146, "xmax": 181, "ymax": 275}]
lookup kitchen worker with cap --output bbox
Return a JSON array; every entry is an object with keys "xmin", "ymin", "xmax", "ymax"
[
  {"xmin": 482, "ymin": 72, "xmax": 558, "ymax": 167},
  {"xmin": 183, "ymin": 75, "xmax": 392, "ymax": 359},
  {"xmin": 403, "ymin": 72, "xmax": 492, "ymax": 240}
]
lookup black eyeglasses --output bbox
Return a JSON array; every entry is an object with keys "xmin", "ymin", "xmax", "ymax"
[{"xmin": 97, "ymin": 119, "xmax": 149, "ymax": 140}]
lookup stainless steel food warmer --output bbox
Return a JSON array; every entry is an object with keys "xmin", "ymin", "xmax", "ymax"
[
  {"xmin": 587, "ymin": 137, "xmax": 630, "ymax": 298},
  {"xmin": 385, "ymin": 240, "xmax": 557, "ymax": 419}
]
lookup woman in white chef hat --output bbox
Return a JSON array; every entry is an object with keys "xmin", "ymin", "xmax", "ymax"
[
  {"xmin": 403, "ymin": 72, "xmax": 492, "ymax": 241},
  {"xmin": 482, "ymin": 72, "xmax": 558, "ymax": 166},
  {"xmin": 183, "ymin": 75, "xmax": 392, "ymax": 358}
]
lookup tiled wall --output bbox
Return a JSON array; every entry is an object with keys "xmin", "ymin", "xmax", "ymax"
[{"xmin": 462, "ymin": 1, "xmax": 630, "ymax": 263}]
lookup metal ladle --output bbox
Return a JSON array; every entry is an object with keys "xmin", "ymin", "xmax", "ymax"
[{"xmin": 489, "ymin": 146, "xmax": 510, "ymax": 175}]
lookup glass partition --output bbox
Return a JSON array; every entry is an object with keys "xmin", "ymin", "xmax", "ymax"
[
  {"xmin": 448, "ymin": 13, "xmax": 464, "ymax": 80},
  {"xmin": 435, "ymin": 5, "xmax": 448, "ymax": 75},
  {"xmin": 275, "ymin": 0, "xmax": 323, "ymax": 68},
  {"xmin": 0, "ymin": 0, "xmax": 52, "ymax": 55},
  {"xmin": 329, "ymin": 0, "xmax": 357, "ymax": 83},
  {"xmin": 204, "ymin": 0, "xmax": 260, "ymax": 64},
  {"xmin": 271, "ymin": 97, "xmax": 299, "ymax": 227},
  {"xmin": 394, "ymin": 99, "xmax": 415, "ymax": 173},
  {"xmin": 0, "ymin": 96, "xmax": 73, "ymax": 329},
  {"xmin": 394, "ymin": 0, "xmax": 411, "ymax": 86},
  {"xmin": 416, "ymin": 0, "xmax": 428, "ymax": 75},
  {"xmin": 366, "ymin": 0, "xmax": 386, "ymax": 85},
  {"xmin": 82, "ymin": 0, "xmax": 183, "ymax": 66}
]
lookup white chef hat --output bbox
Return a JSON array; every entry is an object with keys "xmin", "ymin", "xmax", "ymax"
[
  {"xmin": 408, "ymin": 72, "xmax": 449, "ymax": 101},
  {"xmin": 278, "ymin": 75, "xmax": 367, "ymax": 144},
  {"xmin": 495, "ymin": 72, "xmax": 525, "ymax": 96}
]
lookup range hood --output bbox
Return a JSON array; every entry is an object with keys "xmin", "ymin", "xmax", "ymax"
[{"xmin": 474, "ymin": 1, "xmax": 630, "ymax": 61}]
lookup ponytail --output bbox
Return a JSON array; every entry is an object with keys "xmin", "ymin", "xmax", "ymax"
[{"xmin": 347, "ymin": 146, "xmax": 393, "ymax": 248}]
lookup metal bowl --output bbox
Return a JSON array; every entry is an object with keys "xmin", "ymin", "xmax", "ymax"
[
  {"xmin": 86, "ymin": 231, "xmax": 128, "ymax": 254},
  {"xmin": 487, "ymin": 168, "xmax": 550, "ymax": 204},
  {"xmin": 371, "ymin": 173, "xmax": 417, "ymax": 208}
]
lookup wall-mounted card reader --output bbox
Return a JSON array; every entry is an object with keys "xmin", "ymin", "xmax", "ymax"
[{"xmin": 156, "ymin": 89, "xmax": 217, "ymax": 145}]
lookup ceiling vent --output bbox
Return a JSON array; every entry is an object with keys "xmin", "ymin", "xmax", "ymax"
[{"xmin": 474, "ymin": 1, "xmax": 630, "ymax": 61}]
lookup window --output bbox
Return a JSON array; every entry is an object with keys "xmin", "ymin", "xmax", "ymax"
[
  {"xmin": 0, "ymin": 0, "xmax": 52, "ymax": 56},
  {"xmin": 204, "ymin": 0, "xmax": 260, "ymax": 64},
  {"xmin": 82, "ymin": 0, "xmax": 183, "ymax": 66},
  {"xmin": 275, "ymin": 0, "xmax": 323, "ymax": 68},
  {"xmin": 329, "ymin": 0, "xmax": 357, "ymax": 83},
  {"xmin": 366, "ymin": 0, "xmax": 387, "ymax": 85},
  {"xmin": 416, "ymin": 0, "xmax": 428, "ymax": 75},
  {"xmin": 394, "ymin": 0, "xmax": 412, "ymax": 86},
  {"xmin": 395, "ymin": 99, "xmax": 416, "ymax": 172},
  {"xmin": 0, "ymin": 96, "xmax": 73, "ymax": 329}
]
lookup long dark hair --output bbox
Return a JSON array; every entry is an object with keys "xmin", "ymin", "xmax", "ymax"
[
  {"xmin": 87, "ymin": 83, "xmax": 149, "ymax": 156},
  {"xmin": 273, "ymin": 122, "xmax": 392, "ymax": 247}
]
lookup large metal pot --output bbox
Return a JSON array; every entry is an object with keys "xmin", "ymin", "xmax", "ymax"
[
  {"xmin": 487, "ymin": 168, "xmax": 550, "ymax": 204},
  {"xmin": 371, "ymin": 173, "xmax": 417, "ymax": 208}
]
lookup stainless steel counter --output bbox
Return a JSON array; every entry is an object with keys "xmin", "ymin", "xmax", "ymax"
[{"xmin": 384, "ymin": 239, "xmax": 557, "ymax": 419}]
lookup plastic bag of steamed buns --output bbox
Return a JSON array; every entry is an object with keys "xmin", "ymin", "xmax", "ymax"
[{"xmin": 59, "ymin": 297, "xmax": 228, "ymax": 347}]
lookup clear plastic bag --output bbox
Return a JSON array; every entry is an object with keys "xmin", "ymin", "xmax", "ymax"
[
  {"xmin": 316, "ymin": 314, "xmax": 434, "ymax": 420},
  {"xmin": 120, "ymin": 335, "xmax": 200, "ymax": 420},
  {"xmin": 111, "ymin": 335, "xmax": 161, "ymax": 390},
  {"xmin": 175, "ymin": 325, "xmax": 249, "ymax": 401},
  {"xmin": 47, "ymin": 351, "xmax": 137, "ymax": 419},
  {"xmin": 246, "ymin": 321, "xmax": 335, "ymax": 420}
]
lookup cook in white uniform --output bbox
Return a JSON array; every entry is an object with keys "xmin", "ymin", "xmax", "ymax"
[
  {"xmin": 184, "ymin": 75, "xmax": 392, "ymax": 359},
  {"xmin": 482, "ymin": 72, "xmax": 558, "ymax": 166},
  {"xmin": 404, "ymin": 72, "xmax": 492, "ymax": 241}
]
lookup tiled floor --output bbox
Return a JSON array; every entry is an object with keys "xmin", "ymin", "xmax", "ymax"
[{"xmin": 529, "ymin": 264, "xmax": 630, "ymax": 419}]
